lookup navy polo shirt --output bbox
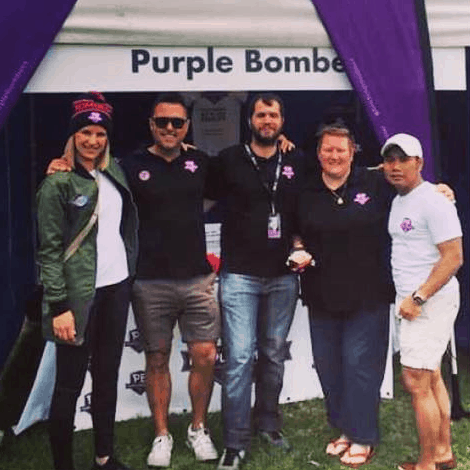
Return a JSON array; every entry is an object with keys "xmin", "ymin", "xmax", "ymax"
[
  {"xmin": 298, "ymin": 166, "xmax": 395, "ymax": 314},
  {"xmin": 122, "ymin": 147, "xmax": 212, "ymax": 279}
]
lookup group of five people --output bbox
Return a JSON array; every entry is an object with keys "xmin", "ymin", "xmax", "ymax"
[{"xmin": 37, "ymin": 91, "xmax": 462, "ymax": 470}]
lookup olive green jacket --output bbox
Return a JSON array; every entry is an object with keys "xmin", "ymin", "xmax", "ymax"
[{"xmin": 37, "ymin": 158, "xmax": 138, "ymax": 344}]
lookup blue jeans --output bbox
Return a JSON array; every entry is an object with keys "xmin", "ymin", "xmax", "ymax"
[
  {"xmin": 219, "ymin": 272, "xmax": 299, "ymax": 450},
  {"xmin": 308, "ymin": 303, "xmax": 389, "ymax": 446}
]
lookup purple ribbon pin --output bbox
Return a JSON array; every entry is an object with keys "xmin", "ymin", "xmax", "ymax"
[
  {"xmin": 88, "ymin": 112, "xmax": 103, "ymax": 123},
  {"xmin": 353, "ymin": 193, "xmax": 370, "ymax": 205},
  {"xmin": 282, "ymin": 165, "xmax": 294, "ymax": 179},
  {"xmin": 400, "ymin": 218, "xmax": 414, "ymax": 232},
  {"xmin": 184, "ymin": 160, "xmax": 198, "ymax": 173}
]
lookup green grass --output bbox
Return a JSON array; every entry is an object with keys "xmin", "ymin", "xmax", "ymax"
[{"xmin": 0, "ymin": 350, "xmax": 469, "ymax": 470}]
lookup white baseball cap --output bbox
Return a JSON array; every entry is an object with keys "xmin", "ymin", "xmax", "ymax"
[{"xmin": 380, "ymin": 133, "xmax": 423, "ymax": 159}]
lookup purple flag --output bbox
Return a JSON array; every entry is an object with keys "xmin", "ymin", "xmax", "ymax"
[
  {"xmin": 312, "ymin": 0, "xmax": 438, "ymax": 180},
  {"xmin": 0, "ymin": 0, "xmax": 77, "ymax": 130}
]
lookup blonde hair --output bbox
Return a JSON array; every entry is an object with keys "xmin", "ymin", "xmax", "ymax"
[
  {"xmin": 62, "ymin": 133, "xmax": 110, "ymax": 170},
  {"xmin": 316, "ymin": 121, "xmax": 356, "ymax": 153}
]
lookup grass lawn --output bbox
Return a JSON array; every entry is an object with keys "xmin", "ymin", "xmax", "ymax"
[{"xmin": 0, "ymin": 350, "xmax": 468, "ymax": 470}]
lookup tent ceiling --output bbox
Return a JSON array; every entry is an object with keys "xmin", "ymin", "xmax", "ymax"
[{"xmin": 55, "ymin": 0, "xmax": 470, "ymax": 48}]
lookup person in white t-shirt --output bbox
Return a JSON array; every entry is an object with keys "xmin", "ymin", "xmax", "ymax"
[
  {"xmin": 189, "ymin": 91, "xmax": 247, "ymax": 156},
  {"xmin": 382, "ymin": 133, "xmax": 463, "ymax": 470}
]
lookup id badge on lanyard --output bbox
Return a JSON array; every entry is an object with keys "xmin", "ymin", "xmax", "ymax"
[
  {"xmin": 268, "ymin": 212, "xmax": 281, "ymax": 239},
  {"xmin": 245, "ymin": 144, "xmax": 283, "ymax": 240}
]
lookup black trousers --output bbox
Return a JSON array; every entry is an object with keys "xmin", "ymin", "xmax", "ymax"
[{"xmin": 49, "ymin": 278, "xmax": 131, "ymax": 470}]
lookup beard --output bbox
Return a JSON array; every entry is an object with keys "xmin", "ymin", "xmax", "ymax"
[{"xmin": 251, "ymin": 127, "xmax": 282, "ymax": 146}]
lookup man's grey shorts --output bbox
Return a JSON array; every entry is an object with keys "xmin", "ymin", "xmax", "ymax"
[{"xmin": 132, "ymin": 273, "xmax": 220, "ymax": 352}]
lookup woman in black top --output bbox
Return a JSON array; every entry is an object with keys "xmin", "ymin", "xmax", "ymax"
[{"xmin": 298, "ymin": 122, "xmax": 393, "ymax": 468}]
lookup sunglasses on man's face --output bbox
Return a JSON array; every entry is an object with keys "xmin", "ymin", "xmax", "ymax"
[{"xmin": 151, "ymin": 117, "xmax": 188, "ymax": 129}]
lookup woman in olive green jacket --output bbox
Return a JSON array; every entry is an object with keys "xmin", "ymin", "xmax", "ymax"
[{"xmin": 37, "ymin": 92, "xmax": 138, "ymax": 470}]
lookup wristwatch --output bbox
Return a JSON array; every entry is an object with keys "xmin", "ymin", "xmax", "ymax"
[{"xmin": 412, "ymin": 291, "xmax": 426, "ymax": 306}]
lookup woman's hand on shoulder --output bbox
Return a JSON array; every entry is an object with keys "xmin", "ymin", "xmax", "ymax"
[{"xmin": 435, "ymin": 183, "xmax": 455, "ymax": 203}]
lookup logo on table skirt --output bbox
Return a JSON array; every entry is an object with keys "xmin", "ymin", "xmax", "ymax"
[
  {"xmin": 282, "ymin": 165, "xmax": 294, "ymax": 179},
  {"xmin": 181, "ymin": 341, "xmax": 293, "ymax": 386},
  {"xmin": 124, "ymin": 329, "xmax": 144, "ymax": 353},
  {"xmin": 138, "ymin": 170, "xmax": 150, "ymax": 181},
  {"xmin": 184, "ymin": 160, "xmax": 198, "ymax": 173},
  {"xmin": 125, "ymin": 370, "xmax": 146, "ymax": 395},
  {"xmin": 79, "ymin": 392, "xmax": 92, "ymax": 414},
  {"xmin": 353, "ymin": 193, "xmax": 370, "ymax": 205},
  {"xmin": 400, "ymin": 218, "xmax": 414, "ymax": 232}
]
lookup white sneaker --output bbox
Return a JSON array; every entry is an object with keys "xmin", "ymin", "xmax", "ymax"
[
  {"xmin": 147, "ymin": 434, "xmax": 173, "ymax": 467},
  {"xmin": 186, "ymin": 424, "xmax": 218, "ymax": 461}
]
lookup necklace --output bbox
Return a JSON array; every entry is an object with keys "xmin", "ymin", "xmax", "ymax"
[
  {"xmin": 329, "ymin": 185, "xmax": 346, "ymax": 205},
  {"xmin": 321, "ymin": 172, "xmax": 349, "ymax": 205}
]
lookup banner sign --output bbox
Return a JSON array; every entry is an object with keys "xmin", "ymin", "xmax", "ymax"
[
  {"xmin": 24, "ymin": 46, "xmax": 465, "ymax": 94},
  {"xmin": 312, "ymin": 0, "xmax": 439, "ymax": 180},
  {"xmin": 0, "ymin": 0, "xmax": 77, "ymax": 130},
  {"xmin": 25, "ymin": 46, "xmax": 349, "ymax": 92}
]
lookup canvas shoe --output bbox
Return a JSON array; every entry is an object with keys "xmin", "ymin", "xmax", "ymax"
[
  {"xmin": 186, "ymin": 424, "xmax": 218, "ymax": 461},
  {"xmin": 217, "ymin": 448, "xmax": 246, "ymax": 470},
  {"xmin": 147, "ymin": 434, "xmax": 173, "ymax": 467}
]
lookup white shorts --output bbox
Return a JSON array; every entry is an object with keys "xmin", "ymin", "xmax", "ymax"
[{"xmin": 395, "ymin": 287, "xmax": 459, "ymax": 371}]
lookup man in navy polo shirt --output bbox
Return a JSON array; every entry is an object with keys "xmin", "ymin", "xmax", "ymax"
[
  {"xmin": 123, "ymin": 93, "xmax": 220, "ymax": 468},
  {"xmin": 208, "ymin": 93, "xmax": 311, "ymax": 470}
]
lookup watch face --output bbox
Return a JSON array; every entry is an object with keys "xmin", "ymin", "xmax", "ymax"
[{"xmin": 412, "ymin": 293, "xmax": 425, "ymax": 306}]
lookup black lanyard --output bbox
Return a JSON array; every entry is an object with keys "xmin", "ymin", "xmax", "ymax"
[{"xmin": 244, "ymin": 144, "xmax": 283, "ymax": 215}]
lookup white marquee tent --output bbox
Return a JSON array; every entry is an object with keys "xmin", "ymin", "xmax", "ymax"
[
  {"xmin": 6, "ymin": 0, "xmax": 470, "ymax": 433},
  {"xmin": 55, "ymin": 0, "xmax": 469, "ymax": 48}
]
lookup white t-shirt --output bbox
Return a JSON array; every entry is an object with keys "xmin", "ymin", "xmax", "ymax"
[
  {"xmin": 94, "ymin": 171, "xmax": 129, "ymax": 288},
  {"xmin": 388, "ymin": 181, "xmax": 462, "ymax": 297},
  {"xmin": 190, "ymin": 92, "xmax": 247, "ymax": 156}
]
